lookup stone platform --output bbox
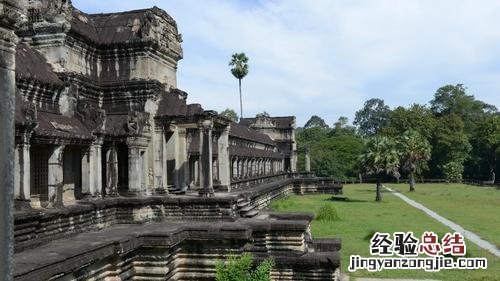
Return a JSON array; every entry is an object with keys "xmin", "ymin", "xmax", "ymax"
[
  {"xmin": 14, "ymin": 178, "xmax": 343, "ymax": 280},
  {"xmin": 15, "ymin": 213, "xmax": 341, "ymax": 281}
]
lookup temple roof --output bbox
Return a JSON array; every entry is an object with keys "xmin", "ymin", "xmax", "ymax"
[
  {"xmin": 240, "ymin": 116, "xmax": 296, "ymax": 129},
  {"xmin": 34, "ymin": 111, "xmax": 92, "ymax": 140},
  {"xmin": 15, "ymin": 43, "xmax": 64, "ymax": 87},
  {"xmin": 156, "ymin": 89, "xmax": 204, "ymax": 118},
  {"xmin": 229, "ymin": 146, "xmax": 282, "ymax": 159},
  {"xmin": 229, "ymin": 122, "xmax": 276, "ymax": 146},
  {"xmin": 70, "ymin": 7, "xmax": 180, "ymax": 49}
]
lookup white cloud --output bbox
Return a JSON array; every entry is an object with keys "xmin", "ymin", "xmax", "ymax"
[{"xmin": 74, "ymin": 0, "xmax": 500, "ymax": 125}]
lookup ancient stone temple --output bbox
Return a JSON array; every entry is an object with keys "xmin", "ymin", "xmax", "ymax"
[{"xmin": 7, "ymin": 1, "xmax": 343, "ymax": 280}]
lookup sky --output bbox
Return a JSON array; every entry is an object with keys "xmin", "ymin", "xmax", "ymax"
[{"xmin": 73, "ymin": 0, "xmax": 500, "ymax": 126}]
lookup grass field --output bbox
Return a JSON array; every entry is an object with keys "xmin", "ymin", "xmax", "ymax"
[
  {"xmin": 269, "ymin": 184, "xmax": 500, "ymax": 281},
  {"xmin": 388, "ymin": 183, "xmax": 500, "ymax": 248}
]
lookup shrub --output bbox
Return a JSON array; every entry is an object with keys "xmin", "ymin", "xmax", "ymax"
[
  {"xmin": 215, "ymin": 253, "xmax": 275, "ymax": 281},
  {"xmin": 315, "ymin": 203, "xmax": 340, "ymax": 221},
  {"xmin": 440, "ymin": 161, "xmax": 464, "ymax": 183}
]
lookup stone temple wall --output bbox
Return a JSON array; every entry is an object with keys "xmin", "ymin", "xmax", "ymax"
[{"xmin": 14, "ymin": 177, "xmax": 342, "ymax": 253}]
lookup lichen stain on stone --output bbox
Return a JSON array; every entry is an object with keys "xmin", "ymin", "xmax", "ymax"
[
  {"xmin": 77, "ymin": 14, "xmax": 88, "ymax": 23},
  {"xmin": 131, "ymin": 18, "xmax": 141, "ymax": 33}
]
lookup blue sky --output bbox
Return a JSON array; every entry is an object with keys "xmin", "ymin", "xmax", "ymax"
[{"xmin": 74, "ymin": 0, "xmax": 500, "ymax": 126}]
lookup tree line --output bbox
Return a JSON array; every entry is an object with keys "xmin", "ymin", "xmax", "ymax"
[{"xmin": 297, "ymin": 84, "xmax": 500, "ymax": 187}]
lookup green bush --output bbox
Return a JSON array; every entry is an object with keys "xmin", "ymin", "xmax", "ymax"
[
  {"xmin": 315, "ymin": 203, "xmax": 340, "ymax": 221},
  {"xmin": 215, "ymin": 253, "xmax": 275, "ymax": 281}
]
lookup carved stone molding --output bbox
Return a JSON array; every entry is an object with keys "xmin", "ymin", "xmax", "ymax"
[{"xmin": 75, "ymin": 100, "xmax": 105, "ymax": 133}]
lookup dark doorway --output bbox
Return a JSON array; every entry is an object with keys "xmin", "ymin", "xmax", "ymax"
[
  {"xmin": 63, "ymin": 146, "xmax": 83, "ymax": 200},
  {"xmin": 30, "ymin": 145, "xmax": 49, "ymax": 202},
  {"xmin": 117, "ymin": 143, "xmax": 129, "ymax": 194}
]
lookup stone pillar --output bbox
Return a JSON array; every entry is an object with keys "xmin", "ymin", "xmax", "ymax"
[
  {"xmin": 153, "ymin": 126, "xmax": 165, "ymax": 193},
  {"xmin": 81, "ymin": 147, "xmax": 91, "ymax": 197},
  {"xmin": 128, "ymin": 146, "xmax": 141, "ymax": 195},
  {"xmin": 193, "ymin": 158, "xmax": 199, "ymax": 186},
  {"xmin": 232, "ymin": 157, "xmax": 238, "ymax": 179},
  {"xmin": 1, "ymin": 1, "xmax": 25, "ymax": 278},
  {"xmin": 105, "ymin": 145, "xmax": 118, "ymax": 196},
  {"xmin": 198, "ymin": 119, "xmax": 214, "ymax": 197},
  {"xmin": 217, "ymin": 125, "xmax": 230, "ymax": 190},
  {"xmin": 175, "ymin": 128, "xmax": 189, "ymax": 192},
  {"xmin": 242, "ymin": 158, "xmax": 247, "ymax": 178},
  {"xmin": 305, "ymin": 150, "xmax": 311, "ymax": 172},
  {"xmin": 162, "ymin": 129, "xmax": 169, "ymax": 190},
  {"xmin": 91, "ymin": 140, "xmax": 103, "ymax": 197},
  {"xmin": 14, "ymin": 142, "xmax": 30, "ymax": 208},
  {"xmin": 48, "ymin": 145, "xmax": 65, "ymax": 207}
]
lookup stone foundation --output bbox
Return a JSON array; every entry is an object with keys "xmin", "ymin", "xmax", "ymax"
[
  {"xmin": 14, "ymin": 178, "xmax": 343, "ymax": 280},
  {"xmin": 14, "ymin": 213, "xmax": 340, "ymax": 281}
]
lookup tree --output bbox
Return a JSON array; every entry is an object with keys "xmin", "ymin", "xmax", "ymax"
[
  {"xmin": 474, "ymin": 114, "xmax": 500, "ymax": 181},
  {"xmin": 333, "ymin": 116, "xmax": 348, "ymax": 129},
  {"xmin": 215, "ymin": 253, "xmax": 274, "ymax": 281},
  {"xmin": 332, "ymin": 116, "xmax": 356, "ymax": 135},
  {"xmin": 430, "ymin": 114, "xmax": 471, "ymax": 179},
  {"xmin": 430, "ymin": 84, "xmax": 496, "ymax": 134},
  {"xmin": 359, "ymin": 136, "xmax": 400, "ymax": 201},
  {"xmin": 220, "ymin": 108, "xmax": 239, "ymax": 122},
  {"xmin": 229, "ymin": 53, "xmax": 249, "ymax": 119},
  {"xmin": 256, "ymin": 111, "xmax": 270, "ymax": 118},
  {"xmin": 354, "ymin": 98, "xmax": 391, "ymax": 137},
  {"xmin": 305, "ymin": 115, "xmax": 329, "ymax": 129},
  {"xmin": 398, "ymin": 130, "xmax": 431, "ymax": 191},
  {"xmin": 381, "ymin": 104, "xmax": 436, "ymax": 140}
]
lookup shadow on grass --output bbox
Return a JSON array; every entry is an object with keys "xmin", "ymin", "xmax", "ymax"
[{"xmin": 323, "ymin": 197, "xmax": 371, "ymax": 203}]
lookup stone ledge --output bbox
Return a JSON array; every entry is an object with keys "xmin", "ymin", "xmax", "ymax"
[{"xmin": 14, "ymin": 219, "xmax": 340, "ymax": 281}]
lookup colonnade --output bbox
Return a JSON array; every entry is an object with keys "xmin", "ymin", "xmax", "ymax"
[{"xmin": 230, "ymin": 157, "xmax": 284, "ymax": 180}]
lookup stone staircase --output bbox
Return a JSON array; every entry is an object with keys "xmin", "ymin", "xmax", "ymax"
[{"xmin": 237, "ymin": 197, "xmax": 259, "ymax": 218}]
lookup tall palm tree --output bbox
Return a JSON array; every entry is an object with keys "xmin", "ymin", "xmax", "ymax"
[
  {"xmin": 229, "ymin": 53, "xmax": 249, "ymax": 119},
  {"xmin": 398, "ymin": 130, "xmax": 431, "ymax": 192},
  {"xmin": 359, "ymin": 136, "xmax": 400, "ymax": 201}
]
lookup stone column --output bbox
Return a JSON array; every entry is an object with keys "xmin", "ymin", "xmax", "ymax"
[
  {"xmin": 105, "ymin": 145, "xmax": 118, "ymax": 196},
  {"xmin": 305, "ymin": 149, "xmax": 311, "ymax": 172},
  {"xmin": 175, "ymin": 128, "xmax": 189, "ymax": 192},
  {"xmin": 91, "ymin": 140, "xmax": 103, "ymax": 197},
  {"xmin": 193, "ymin": 158, "xmax": 199, "ymax": 186},
  {"xmin": 128, "ymin": 146, "xmax": 141, "ymax": 195},
  {"xmin": 48, "ymin": 145, "xmax": 65, "ymax": 208},
  {"xmin": 81, "ymin": 147, "xmax": 91, "ymax": 197},
  {"xmin": 162, "ymin": 128, "xmax": 169, "ymax": 190},
  {"xmin": 198, "ymin": 119, "xmax": 214, "ymax": 197},
  {"xmin": 232, "ymin": 157, "xmax": 238, "ymax": 179},
  {"xmin": 0, "ymin": 1, "xmax": 25, "ymax": 278},
  {"xmin": 242, "ymin": 158, "xmax": 247, "ymax": 178},
  {"xmin": 14, "ymin": 142, "xmax": 30, "ymax": 208},
  {"xmin": 217, "ymin": 125, "xmax": 230, "ymax": 190},
  {"xmin": 153, "ymin": 126, "xmax": 167, "ymax": 194}
]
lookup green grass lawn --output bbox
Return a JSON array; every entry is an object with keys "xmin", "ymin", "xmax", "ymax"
[
  {"xmin": 270, "ymin": 184, "xmax": 500, "ymax": 281},
  {"xmin": 388, "ymin": 183, "xmax": 500, "ymax": 248}
]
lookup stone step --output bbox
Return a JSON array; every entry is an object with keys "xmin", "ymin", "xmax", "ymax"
[
  {"xmin": 237, "ymin": 200, "xmax": 250, "ymax": 208},
  {"xmin": 239, "ymin": 205, "xmax": 254, "ymax": 213},
  {"xmin": 242, "ymin": 210, "xmax": 259, "ymax": 218}
]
